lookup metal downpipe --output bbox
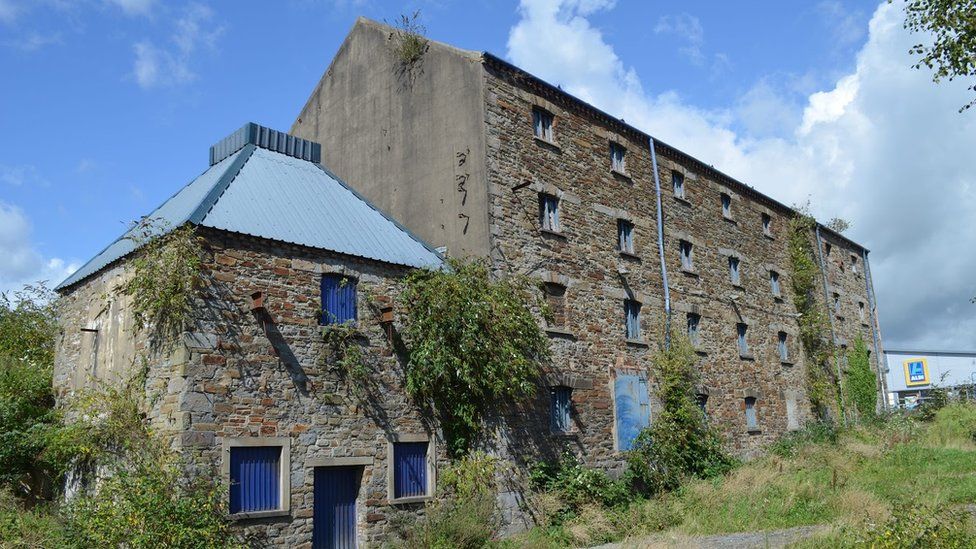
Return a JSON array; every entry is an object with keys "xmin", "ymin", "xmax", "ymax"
[{"xmin": 649, "ymin": 137, "xmax": 672, "ymax": 349}]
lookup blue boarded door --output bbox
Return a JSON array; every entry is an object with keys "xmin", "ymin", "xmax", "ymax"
[
  {"xmin": 313, "ymin": 466, "xmax": 361, "ymax": 549},
  {"xmin": 614, "ymin": 372, "xmax": 650, "ymax": 451}
]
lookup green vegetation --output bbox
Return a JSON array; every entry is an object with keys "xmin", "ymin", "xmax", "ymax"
[
  {"xmin": 626, "ymin": 337, "xmax": 735, "ymax": 495},
  {"xmin": 899, "ymin": 0, "xmax": 976, "ymax": 112},
  {"xmin": 389, "ymin": 10, "xmax": 430, "ymax": 66},
  {"xmin": 401, "ymin": 259, "xmax": 549, "ymax": 456},
  {"xmin": 846, "ymin": 337, "xmax": 878, "ymax": 421},
  {"xmin": 787, "ymin": 209, "xmax": 842, "ymax": 420},
  {"xmin": 121, "ymin": 221, "xmax": 205, "ymax": 345},
  {"xmin": 320, "ymin": 321, "xmax": 369, "ymax": 394},
  {"xmin": 507, "ymin": 405, "xmax": 976, "ymax": 548}
]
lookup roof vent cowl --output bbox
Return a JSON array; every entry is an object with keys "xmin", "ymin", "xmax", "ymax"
[{"xmin": 209, "ymin": 122, "xmax": 322, "ymax": 166}]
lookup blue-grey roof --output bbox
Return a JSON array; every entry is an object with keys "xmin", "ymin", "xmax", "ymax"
[{"xmin": 57, "ymin": 124, "xmax": 443, "ymax": 290}]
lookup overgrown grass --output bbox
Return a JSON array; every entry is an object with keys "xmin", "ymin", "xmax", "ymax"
[{"xmin": 512, "ymin": 405, "xmax": 976, "ymax": 547}]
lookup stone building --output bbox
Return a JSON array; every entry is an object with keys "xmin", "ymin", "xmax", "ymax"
[
  {"xmin": 290, "ymin": 17, "xmax": 887, "ymax": 473},
  {"xmin": 54, "ymin": 123, "xmax": 446, "ymax": 547}
]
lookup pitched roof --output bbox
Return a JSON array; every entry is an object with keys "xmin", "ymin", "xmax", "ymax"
[{"xmin": 57, "ymin": 123, "xmax": 443, "ymax": 291}]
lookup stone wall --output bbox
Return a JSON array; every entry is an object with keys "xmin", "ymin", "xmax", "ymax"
[{"xmin": 55, "ymin": 228, "xmax": 446, "ymax": 547}]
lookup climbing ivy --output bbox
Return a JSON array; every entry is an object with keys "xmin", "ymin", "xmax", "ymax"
[
  {"xmin": 787, "ymin": 210, "xmax": 842, "ymax": 420},
  {"xmin": 846, "ymin": 337, "xmax": 877, "ymax": 421},
  {"xmin": 401, "ymin": 258, "xmax": 549, "ymax": 457},
  {"xmin": 320, "ymin": 321, "xmax": 369, "ymax": 396},
  {"xmin": 120, "ymin": 221, "xmax": 204, "ymax": 345}
]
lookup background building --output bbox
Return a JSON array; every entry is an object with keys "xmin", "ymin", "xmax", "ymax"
[{"xmin": 885, "ymin": 349, "xmax": 976, "ymax": 407}]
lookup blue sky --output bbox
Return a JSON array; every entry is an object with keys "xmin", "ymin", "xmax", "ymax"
[{"xmin": 2, "ymin": 0, "xmax": 975, "ymax": 349}]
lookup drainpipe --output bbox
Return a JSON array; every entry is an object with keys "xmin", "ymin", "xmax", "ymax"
[
  {"xmin": 814, "ymin": 225, "xmax": 846, "ymax": 423},
  {"xmin": 862, "ymin": 249, "xmax": 888, "ymax": 411},
  {"xmin": 649, "ymin": 137, "xmax": 672, "ymax": 349}
]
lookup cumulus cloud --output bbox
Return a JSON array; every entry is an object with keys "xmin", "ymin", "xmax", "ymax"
[
  {"xmin": 0, "ymin": 202, "xmax": 77, "ymax": 294},
  {"xmin": 507, "ymin": 0, "xmax": 976, "ymax": 349},
  {"xmin": 131, "ymin": 3, "xmax": 222, "ymax": 89}
]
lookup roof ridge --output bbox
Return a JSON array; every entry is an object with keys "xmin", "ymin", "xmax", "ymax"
[{"xmin": 189, "ymin": 144, "xmax": 256, "ymax": 224}]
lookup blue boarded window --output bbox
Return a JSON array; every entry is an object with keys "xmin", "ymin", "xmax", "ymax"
[
  {"xmin": 551, "ymin": 386, "xmax": 572, "ymax": 433},
  {"xmin": 321, "ymin": 274, "xmax": 357, "ymax": 326},
  {"xmin": 745, "ymin": 397, "xmax": 759, "ymax": 431},
  {"xmin": 393, "ymin": 442, "xmax": 428, "ymax": 499},
  {"xmin": 229, "ymin": 446, "xmax": 282, "ymax": 514},
  {"xmin": 618, "ymin": 219, "xmax": 634, "ymax": 254},
  {"xmin": 614, "ymin": 372, "xmax": 650, "ymax": 451},
  {"xmin": 737, "ymin": 323, "xmax": 750, "ymax": 357},
  {"xmin": 770, "ymin": 270, "xmax": 781, "ymax": 297},
  {"xmin": 729, "ymin": 256, "xmax": 740, "ymax": 285},
  {"xmin": 624, "ymin": 299, "xmax": 641, "ymax": 340},
  {"xmin": 673, "ymin": 171, "xmax": 685, "ymax": 198}
]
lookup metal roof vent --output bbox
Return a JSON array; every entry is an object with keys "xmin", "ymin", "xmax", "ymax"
[{"xmin": 209, "ymin": 122, "xmax": 322, "ymax": 166}]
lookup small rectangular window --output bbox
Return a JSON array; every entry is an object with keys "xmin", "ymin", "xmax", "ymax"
[
  {"xmin": 618, "ymin": 219, "xmax": 634, "ymax": 254},
  {"xmin": 551, "ymin": 386, "xmax": 572, "ymax": 433},
  {"xmin": 737, "ymin": 323, "xmax": 749, "ymax": 357},
  {"xmin": 539, "ymin": 193, "xmax": 560, "ymax": 232},
  {"xmin": 762, "ymin": 213, "xmax": 772, "ymax": 236},
  {"xmin": 721, "ymin": 193, "xmax": 732, "ymax": 218},
  {"xmin": 833, "ymin": 292, "xmax": 842, "ymax": 316},
  {"xmin": 321, "ymin": 274, "xmax": 357, "ymax": 325},
  {"xmin": 532, "ymin": 107, "xmax": 554, "ymax": 142},
  {"xmin": 543, "ymin": 283, "xmax": 567, "ymax": 328},
  {"xmin": 393, "ymin": 442, "xmax": 429, "ymax": 499},
  {"xmin": 673, "ymin": 171, "xmax": 685, "ymax": 199},
  {"xmin": 679, "ymin": 240, "xmax": 694, "ymax": 271},
  {"xmin": 625, "ymin": 299, "xmax": 641, "ymax": 340},
  {"xmin": 778, "ymin": 331, "xmax": 789, "ymax": 362},
  {"xmin": 729, "ymin": 256, "xmax": 741, "ymax": 286},
  {"xmin": 824, "ymin": 242, "xmax": 832, "ymax": 257},
  {"xmin": 770, "ymin": 270, "xmax": 781, "ymax": 297},
  {"xmin": 610, "ymin": 142, "xmax": 627, "ymax": 173},
  {"xmin": 745, "ymin": 397, "xmax": 758, "ymax": 431},
  {"xmin": 687, "ymin": 313, "xmax": 701, "ymax": 346},
  {"xmin": 851, "ymin": 254, "xmax": 859, "ymax": 274},
  {"xmin": 859, "ymin": 301, "xmax": 866, "ymax": 322},
  {"xmin": 696, "ymin": 393, "xmax": 708, "ymax": 421},
  {"xmin": 229, "ymin": 446, "xmax": 282, "ymax": 514}
]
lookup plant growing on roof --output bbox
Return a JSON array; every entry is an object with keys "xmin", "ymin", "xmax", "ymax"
[
  {"xmin": 787, "ymin": 208, "xmax": 842, "ymax": 420},
  {"xmin": 389, "ymin": 10, "xmax": 430, "ymax": 66},
  {"xmin": 400, "ymin": 258, "xmax": 549, "ymax": 457},
  {"xmin": 119, "ymin": 219, "xmax": 204, "ymax": 346}
]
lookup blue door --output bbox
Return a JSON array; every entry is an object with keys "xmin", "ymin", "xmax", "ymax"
[
  {"xmin": 614, "ymin": 372, "xmax": 650, "ymax": 451},
  {"xmin": 313, "ymin": 466, "xmax": 361, "ymax": 549}
]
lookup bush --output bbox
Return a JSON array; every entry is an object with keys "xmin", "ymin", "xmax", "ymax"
[
  {"xmin": 0, "ymin": 489, "xmax": 66, "ymax": 549},
  {"xmin": 625, "ymin": 337, "xmax": 735, "ymax": 495},
  {"xmin": 529, "ymin": 454, "xmax": 632, "ymax": 515},
  {"xmin": 845, "ymin": 338, "xmax": 877, "ymax": 422},
  {"xmin": 770, "ymin": 421, "xmax": 839, "ymax": 458},
  {"xmin": 392, "ymin": 452, "xmax": 499, "ymax": 549},
  {"xmin": 924, "ymin": 403, "xmax": 976, "ymax": 448},
  {"xmin": 855, "ymin": 501, "xmax": 975, "ymax": 548}
]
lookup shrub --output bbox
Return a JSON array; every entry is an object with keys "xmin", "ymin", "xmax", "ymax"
[
  {"xmin": 917, "ymin": 385, "xmax": 950, "ymax": 422},
  {"xmin": 770, "ymin": 421, "xmax": 839, "ymax": 458},
  {"xmin": 0, "ymin": 489, "xmax": 66, "ymax": 549},
  {"xmin": 626, "ymin": 337, "xmax": 735, "ymax": 495},
  {"xmin": 401, "ymin": 259, "xmax": 549, "ymax": 456},
  {"xmin": 392, "ymin": 452, "xmax": 498, "ymax": 549},
  {"xmin": 855, "ymin": 500, "xmax": 975, "ymax": 548},
  {"xmin": 389, "ymin": 11, "xmax": 429, "ymax": 66},
  {"xmin": 529, "ymin": 454, "xmax": 632, "ymax": 518},
  {"xmin": 845, "ymin": 337, "xmax": 877, "ymax": 422}
]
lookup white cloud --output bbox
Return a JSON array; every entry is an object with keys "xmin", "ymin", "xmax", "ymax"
[
  {"xmin": 105, "ymin": 0, "xmax": 154, "ymax": 17},
  {"xmin": 0, "ymin": 202, "xmax": 77, "ymax": 294},
  {"xmin": 508, "ymin": 0, "xmax": 976, "ymax": 349},
  {"xmin": 0, "ymin": 164, "xmax": 49, "ymax": 187},
  {"xmin": 130, "ymin": 3, "xmax": 221, "ymax": 90},
  {"xmin": 654, "ymin": 13, "xmax": 705, "ymax": 65},
  {"xmin": 0, "ymin": 0, "xmax": 19, "ymax": 25},
  {"xmin": 6, "ymin": 31, "xmax": 62, "ymax": 51}
]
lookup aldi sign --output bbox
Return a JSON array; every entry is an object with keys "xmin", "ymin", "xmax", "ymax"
[{"xmin": 904, "ymin": 359, "xmax": 930, "ymax": 387}]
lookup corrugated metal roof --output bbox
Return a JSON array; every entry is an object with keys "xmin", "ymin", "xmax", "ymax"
[{"xmin": 57, "ymin": 124, "xmax": 442, "ymax": 291}]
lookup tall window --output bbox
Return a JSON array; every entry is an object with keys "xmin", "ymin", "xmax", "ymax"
[
  {"xmin": 539, "ymin": 193, "xmax": 560, "ymax": 232},
  {"xmin": 625, "ymin": 299, "xmax": 641, "ymax": 340},
  {"xmin": 687, "ymin": 313, "xmax": 701, "ymax": 346},
  {"xmin": 721, "ymin": 193, "xmax": 732, "ymax": 218},
  {"xmin": 833, "ymin": 292, "xmax": 842, "ymax": 316},
  {"xmin": 737, "ymin": 323, "xmax": 749, "ymax": 357},
  {"xmin": 769, "ymin": 270, "xmax": 781, "ymax": 297},
  {"xmin": 229, "ymin": 446, "xmax": 283, "ymax": 514},
  {"xmin": 610, "ymin": 142, "xmax": 627, "ymax": 173},
  {"xmin": 321, "ymin": 274, "xmax": 357, "ymax": 325},
  {"xmin": 673, "ymin": 171, "xmax": 685, "ymax": 198},
  {"xmin": 532, "ymin": 107, "xmax": 554, "ymax": 142},
  {"xmin": 778, "ymin": 331, "xmax": 789, "ymax": 362},
  {"xmin": 393, "ymin": 442, "xmax": 429, "ymax": 499},
  {"xmin": 824, "ymin": 242, "xmax": 832, "ymax": 257},
  {"xmin": 851, "ymin": 254, "xmax": 859, "ymax": 274},
  {"xmin": 696, "ymin": 393, "xmax": 709, "ymax": 420},
  {"xmin": 762, "ymin": 213, "xmax": 772, "ymax": 236},
  {"xmin": 618, "ymin": 219, "xmax": 634, "ymax": 254},
  {"xmin": 745, "ymin": 397, "xmax": 758, "ymax": 431},
  {"xmin": 551, "ymin": 386, "xmax": 572, "ymax": 433},
  {"xmin": 543, "ymin": 283, "xmax": 567, "ymax": 328},
  {"xmin": 729, "ymin": 256, "xmax": 741, "ymax": 285},
  {"xmin": 679, "ymin": 240, "xmax": 694, "ymax": 271},
  {"xmin": 859, "ymin": 301, "xmax": 866, "ymax": 322}
]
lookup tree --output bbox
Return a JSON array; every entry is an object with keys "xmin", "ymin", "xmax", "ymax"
[{"xmin": 900, "ymin": 0, "xmax": 976, "ymax": 112}]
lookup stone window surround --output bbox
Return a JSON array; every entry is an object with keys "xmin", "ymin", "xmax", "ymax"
[
  {"xmin": 607, "ymin": 134, "xmax": 630, "ymax": 179},
  {"xmin": 718, "ymin": 186, "xmax": 740, "ymax": 222},
  {"xmin": 759, "ymin": 207, "xmax": 775, "ymax": 239},
  {"xmin": 221, "ymin": 436, "xmax": 292, "ymax": 520},
  {"xmin": 735, "ymin": 316, "xmax": 755, "ymax": 360},
  {"xmin": 740, "ymin": 390, "xmax": 761, "ymax": 433},
  {"xmin": 674, "ymin": 302, "xmax": 707, "ymax": 353},
  {"xmin": 544, "ymin": 373, "xmax": 594, "ymax": 436},
  {"xmin": 670, "ymin": 230, "xmax": 703, "ymax": 275},
  {"xmin": 770, "ymin": 322, "xmax": 797, "ymax": 365},
  {"xmin": 539, "ymin": 272, "xmax": 576, "ymax": 338},
  {"xmin": 718, "ymin": 248, "xmax": 747, "ymax": 287},
  {"xmin": 528, "ymin": 96, "xmax": 560, "ymax": 148},
  {"xmin": 760, "ymin": 263, "xmax": 785, "ymax": 300},
  {"xmin": 387, "ymin": 433, "xmax": 436, "ymax": 505}
]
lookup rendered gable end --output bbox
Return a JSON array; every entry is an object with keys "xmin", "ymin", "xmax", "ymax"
[{"xmin": 291, "ymin": 17, "xmax": 491, "ymax": 258}]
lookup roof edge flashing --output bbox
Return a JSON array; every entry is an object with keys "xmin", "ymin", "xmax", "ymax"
[{"xmin": 210, "ymin": 123, "xmax": 321, "ymax": 166}]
